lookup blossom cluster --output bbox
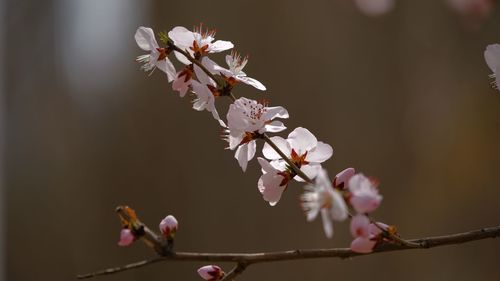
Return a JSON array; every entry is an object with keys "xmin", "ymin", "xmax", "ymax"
[
  {"xmin": 131, "ymin": 24, "xmax": 395, "ymax": 279},
  {"xmin": 129, "ymin": 23, "xmax": 499, "ymax": 280}
]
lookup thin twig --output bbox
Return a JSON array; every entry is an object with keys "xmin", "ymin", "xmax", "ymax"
[
  {"xmin": 77, "ymin": 225, "xmax": 500, "ymax": 279},
  {"xmin": 220, "ymin": 262, "xmax": 248, "ymax": 281}
]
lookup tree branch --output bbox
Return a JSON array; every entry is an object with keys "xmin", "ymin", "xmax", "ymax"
[{"xmin": 77, "ymin": 225, "xmax": 500, "ymax": 279}]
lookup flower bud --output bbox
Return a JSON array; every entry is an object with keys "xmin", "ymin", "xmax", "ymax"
[
  {"xmin": 197, "ymin": 265, "xmax": 224, "ymax": 280},
  {"xmin": 117, "ymin": 229, "xmax": 135, "ymax": 246},
  {"xmin": 333, "ymin": 167, "xmax": 355, "ymax": 189},
  {"xmin": 159, "ymin": 215, "xmax": 178, "ymax": 239}
]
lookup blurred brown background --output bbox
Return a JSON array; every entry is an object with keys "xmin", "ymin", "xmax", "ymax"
[{"xmin": 4, "ymin": 0, "xmax": 500, "ymax": 280}]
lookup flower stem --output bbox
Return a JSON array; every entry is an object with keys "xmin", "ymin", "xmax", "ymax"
[{"xmin": 262, "ymin": 134, "xmax": 313, "ymax": 183}]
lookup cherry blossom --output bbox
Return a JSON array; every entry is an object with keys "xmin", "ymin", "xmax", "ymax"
[
  {"xmin": 159, "ymin": 215, "xmax": 178, "ymax": 238},
  {"xmin": 204, "ymin": 51, "xmax": 266, "ymax": 90},
  {"xmin": 191, "ymin": 59, "xmax": 224, "ymax": 125},
  {"xmin": 350, "ymin": 221, "xmax": 388, "ymax": 253},
  {"xmin": 333, "ymin": 167, "xmax": 355, "ymax": 189},
  {"xmin": 348, "ymin": 174, "xmax": 382, "ymax": 213},
  {"xmin": 300, "ymin": 169, "xmax": 348, "ymax": 238},
  {"xmin": 117, "ymin": 229, "xmax": 135, "ymax": 247},
  {"xmin": 197, "ymin": 265, "xmax": 224, "ymax": 280},
  {"xmin": 262, "ymin": 127, "xmax": 333, "ymax": 181},
  {"xmin": 168, "ymin": 25, "xmax": 233, "ymax": 65},
  {"xmin": 484, "ymin": 44, "xmax": 500, "ymax": 90},
  {"xmin": 257, "ymin": 157, "xmax": 291, "ymax": 206},
  {"xmin": 225, "ymin": 97, "xmax": 288, "ymax": 171},
  {"xmin": 135, "ymin": 26, "xmax": 176, "ymax": 81}
]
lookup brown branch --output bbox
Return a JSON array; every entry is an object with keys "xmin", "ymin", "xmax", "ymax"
[{"xmin": 77, "ymin": 225, "xmax": 500, "ymax": 279}]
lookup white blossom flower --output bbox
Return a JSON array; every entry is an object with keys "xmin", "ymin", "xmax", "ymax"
[
  {"xmin": 484, "ymin": 43, "xmax": 500, "ymax": 90},
  {"xmin": 135, "ymin": 26, "xmax": 176, "ymax": 81},
  {"xmin": 262, "ymin": 127, "xmax": 333, "ymax": 181},
  {"xmin": 348, "ymin": 173, "xmax": 382, "ymax": 213},
  {"xmin": 168, "ymin": 25, "xmax": 233, "ymax": 65},
  {"xmin": 225, "ymin": 97, "xmax": 288, "ymax": 171},
  {"xmin": 301, "ymin": 169, "xmax": 348, "ymax": 238},
  {"xmin": 204, "ymin": 51, "xmax": 266, "ymax": 90},
  {"xmin": 257, "ymin": 157, "xmax": 291, "ymax": 206},
  {"xmin": 191, "ymin": 58, "xmax": 224, "ymax": 125}
]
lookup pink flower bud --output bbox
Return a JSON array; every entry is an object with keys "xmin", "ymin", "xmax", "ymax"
[
  {"xmin": 333, "ymin": 167, "xmax": 355, "ymax": 189},
  {"xmin": 197, "ymin": 265, "xmax": 224, "ymax": 280},
  {"xmin": 118, "ymin": 229, "xmax": 135, "ymax": 246},
  {"xmin": 351, "ymin": 237, "xmax": 377, "ymax": 253},
  {"xmin": 159, "ymin": 215, "xmax": 178, "ymax": 238}
]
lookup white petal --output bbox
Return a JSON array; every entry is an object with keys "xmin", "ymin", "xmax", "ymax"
[
  {"xmin": 235, "ymin": 144, "xmax": 249, "ymax": 172},
  {"xmin": 213, "ymin": 64, "xmax": 233, "ymax": 77},
  {"xmin": 257, "ymin": 157, "xmax": 276, "ymax": 174},
  {"xmin": 262, "ymin": 106, "xmax": 289, "ymax": 120},
  {"xmin": 135, "ymin": 26, "xmax": 157, "ymax": 51},
  {"xmin": 288, "ymin": 127, "xmax": 317, "ymax": 154},
  {"xmin": 247, "ymin": 140, "xmax": 257, "ymax": 163},
  {"xmin": 262, "ymin": 136, "xmax": 291, "ymax": 160},
  {"xmin": 484, "ymin": 44, "xmax": 500, "ymax": 71},
  {"xmin": 262, "ymin": 120, "xmax": 287, "ymax": 133},
  {"xmin": 168, "ymin": 26, "xmax": 194, "ymax": 49},
  {"xmin": 295, "ymin": 164, "xmax": 321, "ymax": 182},
  {"xmin": 201, "ymin": 57, "xmax": 219, "ymax": 74},
  {"xmin": 155, "ymin": 59, "xmax": 176, "ymax": 82},
  {"xmin": 194, "ymin": 64, "xmax": 213, "ymax": 85},
  {"xmin": 258, "ymin": 172, "xmax": 286, "ymax": 206},
  {"xmin": 174, "ymin": 50, "xmax": 192, "ymax": 65},
  {"xmin": 306, "ymin": 141, "xmax": 333, "ymax": 163},
  {"xmin": 208, "ymin": 40, "xmax": 234, "ymax": 53},
  {"xmin": 238, "ymin": 76, "xmax": 266, "ymax": 91},
  {"xmin": 321, "ymin": 209, "xmax": 334, "ymax": 238},
  {"xmin": 330, "ymin": 190, "xmax": 348, "ymax": 221}
]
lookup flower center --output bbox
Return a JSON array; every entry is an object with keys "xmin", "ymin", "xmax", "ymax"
[{"xmin": 290, "ymin": 149, "xmax": 309, "ymax": 168}]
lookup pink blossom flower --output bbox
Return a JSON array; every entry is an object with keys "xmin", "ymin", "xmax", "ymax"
[
  {"xmin": 226, "ymin": 97, "xmax": 288, "ymax": 171},
  {"xmin": 348, "ymin": 173, "xmax": 382, "ymax": 213},
  {"xmin": 333, "ymin": 167, "xmax": 355, "ymax": 189},
  {"xmin": 262, "ymin": 127, "xmax": 333, "ymax": 182},
  {"xmin": 117, "ymin": 229, "xmax": 135, "ymax": 246},
  {"xmin": 350, "ymin": 221, "xmax": 386, "ymax": 253},
  {"xmin": 354, "ymin": 0, "xmax": 395, "ymax": 17},
  {"xmin": 301, "ymin": 169, "xmax": 348, "ymax": 238},
  {"xmin": 197, "ymin": 265, "xmax": 224, "ymax": 280},
  {"xmin": 205, "ymin": 51, "xmax": 266, "ymax": 90},
  {"xmin": 484, "ymin": 44, "xmax": 500, "ymax": 90},
  {"xmin": 168, "ymin": 25, "xmax": 233, "ymax": 65},
  {"xmin": 159, "ymin": 215, "xmax": 178, "ymax": 238},
  {"xmin": 257, "ymin": 157, "xmax": 290, "ymax": 206},
  {"xmin": 135, "ymin": 26, "xmax": 176, "ymax": 81}
]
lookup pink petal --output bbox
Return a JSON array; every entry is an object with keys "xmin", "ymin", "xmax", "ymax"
[
  {"xmin": 262, "ymin": 136, "xmax": 291, "ymax": 160},
  {"xmin": 333, "ymin": 167, "xmax": 355, "ymax": 188},
  {"xmin": 351, "ymin": 237, "xmax": 376, "ymax": 253},
  {"xmin": 350, "ymin": 214, "xmax": 371, "ymax": 238}
]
